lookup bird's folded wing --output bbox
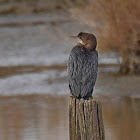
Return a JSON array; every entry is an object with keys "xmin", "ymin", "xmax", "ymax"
[
  {"xmin": 81, "ymin": 53, "xmax": 98, "ymax": 97},
  {"xmin": 67, "ymin": 47, "xmax": 83, "ymax": 97},
  {"xmin": 68, "ymin": 47, "xmax": 98, "ymax": 98}
]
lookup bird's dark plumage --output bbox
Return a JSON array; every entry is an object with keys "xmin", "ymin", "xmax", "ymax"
[{"xmin": 68, "ymin": 32, "xmax": 98, "ymax": 99}]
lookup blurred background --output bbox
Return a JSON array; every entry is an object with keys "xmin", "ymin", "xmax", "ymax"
[{"xmin": 0, "ymin": 0, "xmax": 140, "ymax": 140}]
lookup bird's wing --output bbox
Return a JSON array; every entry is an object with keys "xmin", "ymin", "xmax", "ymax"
[
  {"xmin": 68, "ymin": 47, "xmax": 98, "ymax": 98},
  {"xmin": 67, "ymin": 47, "xmax": 83, "ymax": 97},
  {"xmin": 80, "ymin": 50, "xmax": 98, "ymax": 98}
]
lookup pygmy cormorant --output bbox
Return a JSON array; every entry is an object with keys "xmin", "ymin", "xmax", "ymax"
[{"xmin": 67, "ymin": 32, "xmax": 98, "ymax": 99}]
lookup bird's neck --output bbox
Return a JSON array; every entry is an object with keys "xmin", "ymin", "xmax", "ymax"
[
  {"xmin": 76, "ymin": 43, "xmax": 96, "ymax": 51},
  {"xmin": 76, "ymin": 43, "xmax": 83, "ymax": 47},
  {"xmin": 85, "ymin": 44, "xmax": 96, "ymax": 51}
]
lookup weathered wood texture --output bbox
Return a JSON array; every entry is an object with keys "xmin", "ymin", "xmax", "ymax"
[{"xmin": 69, "ymin": 96, "xmax": 105, "ymax": 140}]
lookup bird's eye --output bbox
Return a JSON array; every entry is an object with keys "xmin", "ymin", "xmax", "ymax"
[{"xmin": 79, "ymin": 36, "xmax": 82, "ymax": 39}]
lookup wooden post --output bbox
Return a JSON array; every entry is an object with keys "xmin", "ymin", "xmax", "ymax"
[{"xmin": 69, "ymin": 96, "xmax": 105, "ymax": 140}]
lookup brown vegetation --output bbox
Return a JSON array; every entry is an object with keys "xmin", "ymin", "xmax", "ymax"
[
  {"xmin": 85, "ymin": 0, "xmax": 140, "ymax": 74},
  {"xmin": 69, "ymin": 0, "xmax": 140, "ymax": 74}
]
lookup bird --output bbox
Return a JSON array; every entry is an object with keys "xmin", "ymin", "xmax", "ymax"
[{"xmin": 67, "ymin": 32, "xmax": 98, "ymax": 100}]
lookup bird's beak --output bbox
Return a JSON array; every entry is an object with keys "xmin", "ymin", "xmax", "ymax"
[
  {"xmin": 70, "ymin": 35, "xmax": 84, "ymax": 45},
  {"xmin": 70, "ymin": 36, "xmax": 78, "ymax": 39}
]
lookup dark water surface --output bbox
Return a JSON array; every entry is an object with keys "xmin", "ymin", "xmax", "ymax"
[{"xmin": 0, "ymin": 94, "xmax": 139, "ymax": 140}]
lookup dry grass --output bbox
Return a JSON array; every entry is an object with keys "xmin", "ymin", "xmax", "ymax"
[
  {"xmin": 89, "ymin": 0, "xmax": 140, "ymax": 52},
  {"xmin": 70, "ymin": 0, "xmax": 140, "ymax": 73},
  {"xmin": 90, "ymin": 0, "xmax": 140, "ymax": 74}
]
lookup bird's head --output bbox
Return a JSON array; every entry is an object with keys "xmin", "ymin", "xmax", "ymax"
[{"xmin": 71, "ymin": 32, "xmax": 97, "ymax": 51}]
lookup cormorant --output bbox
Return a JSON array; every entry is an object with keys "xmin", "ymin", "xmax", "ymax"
[{"xmin": 67, "ymin": 32, "xmax": 98, "ymax": 100}]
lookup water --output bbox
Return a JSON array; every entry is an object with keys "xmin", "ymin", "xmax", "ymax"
[{"xmin": 0, "ymin": 95, "xmax": 139, "ymax": 140}]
